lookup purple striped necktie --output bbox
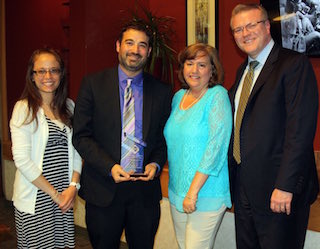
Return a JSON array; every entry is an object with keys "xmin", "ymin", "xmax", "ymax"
[{"xmin": 120, "ymin": 78, "xmax": 137, "ymax": 172}]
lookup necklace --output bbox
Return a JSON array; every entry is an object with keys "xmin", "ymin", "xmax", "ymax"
[
  {"xmin": 42, "ymin": 103, "xmax": 58, "ymax": 120},
  {"xmin": 180, "ymin": 88, "xmax": 207, "ymax": 110}
]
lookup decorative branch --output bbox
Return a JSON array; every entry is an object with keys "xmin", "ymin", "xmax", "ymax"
[{"xmin": 128, "ymin": 3, "xmax": 177, "ymax": 84}]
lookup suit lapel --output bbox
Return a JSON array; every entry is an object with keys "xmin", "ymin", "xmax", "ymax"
[
  {"xmin": 109, "ymin": 68, "xmax": 122, "ymax": 143},
  {"xmin": 230, "ymin": 61, "xmax": 247, "ymax": 111},
  {"xmin": 143, "ymin": 73, "xmax": 152, "ymax": 141},
  {"xmin": 248, "ymin": 44, "xmax": 279, "ymax": 102}
]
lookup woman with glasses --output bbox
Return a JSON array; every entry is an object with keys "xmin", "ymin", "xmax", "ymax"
[{"xmin": 10, "ymin": 48, "xmax": 82, "ymax": 249}]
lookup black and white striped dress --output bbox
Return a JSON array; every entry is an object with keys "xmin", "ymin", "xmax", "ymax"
[{"xmin": 15, "ymin": 117, "xmax": 75, "ymax": 249}]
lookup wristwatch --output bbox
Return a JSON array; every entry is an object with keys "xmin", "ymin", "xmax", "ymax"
[{"xmin": 69, "ymin": 182, "xmax": 81, "ymax": 190}]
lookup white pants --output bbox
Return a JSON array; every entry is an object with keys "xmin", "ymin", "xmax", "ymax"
[{"xmin": 170, "ymin": 204, "xmax": 226, "ymax": 249}]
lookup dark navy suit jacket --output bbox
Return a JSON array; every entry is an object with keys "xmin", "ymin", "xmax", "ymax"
[{"xmin": 228, "ymin": 44, "xmax": 319, "ymax": 211}]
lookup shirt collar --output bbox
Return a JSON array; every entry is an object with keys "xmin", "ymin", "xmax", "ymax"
[
  {"xmin": 248, "ymin": 39, "xmax": 274, "ymax": 67},
  {"xmin": 118, "ymin": 65, "xmax": 143, "ymax": 87}
]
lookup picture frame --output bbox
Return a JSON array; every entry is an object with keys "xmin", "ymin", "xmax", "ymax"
[
  {"xmin": 186, "ymin": 0, "xmax": 219, "ymax": 49},
  {"xmin": 261, "ymin": 0, "xmax": 320, "ymax": 56}
]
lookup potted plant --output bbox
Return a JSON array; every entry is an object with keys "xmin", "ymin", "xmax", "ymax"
[{"xmin": 129, "ymin": 4, "xmax": 177, "ymax": 84}]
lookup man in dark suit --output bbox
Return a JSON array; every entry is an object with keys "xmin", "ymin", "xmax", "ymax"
[
  {"xmin": 72, "ymin": 21, "xmax": 172, "ymax": 249},
  {"xmin": 229, "ymin": 4, "xmax": 319, "ymax": 249}
]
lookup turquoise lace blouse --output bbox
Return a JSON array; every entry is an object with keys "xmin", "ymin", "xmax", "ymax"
[{"xmin": 164, "ymin": 85, "xmax": 232, "ymax": 212}]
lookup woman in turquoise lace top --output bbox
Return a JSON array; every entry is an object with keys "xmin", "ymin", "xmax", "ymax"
[{"xmin": 164, "ymin": 43, "xmax": 232, "ymax": 249}]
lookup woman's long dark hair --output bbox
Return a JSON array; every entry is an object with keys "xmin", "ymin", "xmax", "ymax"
[{"xmin": 20, "ymin": 48, "xmax": 72, "ymax": 128}]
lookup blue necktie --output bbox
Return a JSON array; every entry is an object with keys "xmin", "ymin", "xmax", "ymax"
[{"xmin": 120, "ymin": 79, "xmax": 137, "ymax": 172}]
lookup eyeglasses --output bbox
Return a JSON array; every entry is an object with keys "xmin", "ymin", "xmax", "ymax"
[
  {"xmin": 232, "ymin": 20, "xmax": 266, "ymax": 36},
  {"xmin": 33, "ymin": 68, "xmax": 61, "ymax": 77}
]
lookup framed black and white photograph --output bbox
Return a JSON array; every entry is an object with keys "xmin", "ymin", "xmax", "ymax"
[
  {"xmin": 186, "ymin": 0, "xmax": 218, "ymax": 48},
  {"xmin": 261, "ymin": 0, "xmax": 320, "ymax": 56}
]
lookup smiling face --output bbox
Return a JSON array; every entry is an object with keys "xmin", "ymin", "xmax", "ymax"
[
  {"xmin": 183, "ymin": 52, "xmax": 212, "ymax": 92},
  {"xmin": 231, "ymin": 9, "xmax": 271, "ymax": 58},
  {"xmin": 116, "ymin": 28, "xmax": 151, "ymax": 77},
  {"xmin": 32, "ymin": 53, "xmax": 61, "ymax": 99}
]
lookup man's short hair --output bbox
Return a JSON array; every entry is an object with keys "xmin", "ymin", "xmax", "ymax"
[
  {"xmin": 230, "ymin": 3, "xmax": 269, "ymax": 27},
  {"xmin": 118, "ymin": 20, "xmax": 153, "ymax": 48}
]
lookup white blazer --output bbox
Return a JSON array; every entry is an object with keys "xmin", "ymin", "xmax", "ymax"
[{"xmin": 10, "ymin": 99, "xmax": 82, "ymax": 214}]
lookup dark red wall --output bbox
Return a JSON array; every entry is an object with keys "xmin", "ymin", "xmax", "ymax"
[
  {"xmin": 69, "ymin": 0, "xmax": 149, "ymax": 100},
  {"xmin": 68, "ymin": 0, "xmax": 185, "ymax": 97},
  {"xmin": 219, "ymin": 0, "xmax": 246, "ymax": 90},
  {"xmin": 5, "ymin": 0, "xmax": 69, "ymax": 119},
  {"xmin": 4, "ymin": 0, "xmax": 320, "ymax": 149}
]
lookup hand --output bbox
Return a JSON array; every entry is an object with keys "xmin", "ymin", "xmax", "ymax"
[
  {"xmin": 50, "ymin": 190, "xmax": 63, "ymax": 206},
  {"xmin": 59, "ymin": 186, "xmax": 78, "ymax": 213},
  {"xmin": 270, "ymin": 188, "xmax": 293, "ymax": 215},
  {"xmin": 183, "ymin": 194, "xmax": 197, "ymax": 214},
  {"xmin": 135, "ymin": 163, "xmax": 157, "ymax": 181},
  {"xmin": 111, "ymin": 164, "xmax": 132, "ymax": 183}
]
